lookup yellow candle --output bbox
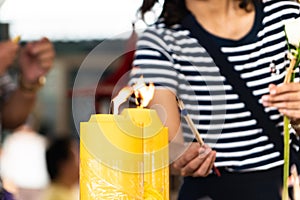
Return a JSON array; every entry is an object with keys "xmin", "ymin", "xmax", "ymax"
[{"xmin": 80, "ymin": 108, "xmax": 169, "ymax": 199}]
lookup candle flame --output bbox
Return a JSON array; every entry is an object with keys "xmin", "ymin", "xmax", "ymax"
[
  {"xmin": 132, "ymin": 76, "xmax": 155, "ymax": 108},
  {"xmin": 110, "ymin": 76, "xmax": 155, "ymax": 114}
]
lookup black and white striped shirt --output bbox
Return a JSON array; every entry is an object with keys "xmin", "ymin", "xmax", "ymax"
[{"xmin": 129, "ymin": 0, "xmax": 300, "ymax": 172}]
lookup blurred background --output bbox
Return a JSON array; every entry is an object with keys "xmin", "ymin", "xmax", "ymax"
[{"xmin": 0, "ymin": 0, "xmax": 165, "ymax": 137}]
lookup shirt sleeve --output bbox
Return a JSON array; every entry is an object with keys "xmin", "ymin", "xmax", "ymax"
[{"xmin": 128, "ymin": 28, "xmax": 179, "ymax": 95}]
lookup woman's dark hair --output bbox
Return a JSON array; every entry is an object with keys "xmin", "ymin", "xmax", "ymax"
[{"xmin": 139, "ymin": 0, "xmax": 257, "ymax": 27}]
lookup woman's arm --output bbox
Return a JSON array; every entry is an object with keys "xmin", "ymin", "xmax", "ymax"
[{"xmin": 148, "ymin": 89, "xmax": 183, "ymax": 143}]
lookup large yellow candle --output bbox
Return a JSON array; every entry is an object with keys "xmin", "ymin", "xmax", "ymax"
[{"xmin": 80, "ymin": 108, "xmax": 169, "ymax": 199}]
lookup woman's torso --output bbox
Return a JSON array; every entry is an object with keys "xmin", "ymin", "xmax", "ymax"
[{"xmin": 130, "ymin": 0, "xmax": 300, "ymax": 172}]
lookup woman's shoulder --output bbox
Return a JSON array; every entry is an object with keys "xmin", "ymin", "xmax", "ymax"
[
  {"xmin": 261, "ymin": 0, "xmax": 300, "ymax": 22},
  {"xmin": 262, "ymin": 0, "xmax": 300, "ymax": 11},
  {"xmin": 138, "ymin": 20, "xmax": 190, "ymax": 46},
  {"xmin": 142, "ymin": 17, "xmax": 190, "ymax": 35}
]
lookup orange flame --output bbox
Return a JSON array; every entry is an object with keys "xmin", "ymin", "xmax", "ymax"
[
  {"xmin": 110, "ymin": 76, "xmax": 155, "ymax": 114},
  {"xmin": 132, "ymin": 76, "xmax": 155, "ymax": 108}
]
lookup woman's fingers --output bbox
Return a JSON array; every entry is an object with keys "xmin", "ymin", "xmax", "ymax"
[{"xmin": 173, "ymin": 143, "xmax": 216, "ymax": 177}]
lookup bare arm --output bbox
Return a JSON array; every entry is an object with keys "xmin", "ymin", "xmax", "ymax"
[
  {"xmin": 2, "ymin": 88, "xmax": 36, "ymax": 129},
  {"xmin": 148, "ymin": 89, "xmax": 184, "ymax": 143}
]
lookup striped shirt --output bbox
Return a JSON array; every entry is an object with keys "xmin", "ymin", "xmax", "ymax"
[{"xmin": 129, "ymin": 0, "xmax": 300, "ymax": 172}]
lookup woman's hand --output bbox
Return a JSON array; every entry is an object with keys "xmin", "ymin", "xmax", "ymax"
[
  {"xmin": 148, "ymin": 89, "xmax": 216, "ymax": 177},
  {"xmin": 172, "ymin": 142, "xmax": 216, "ymax": 177},
  {"xmin": 262, "ymin": 83, "xmax": 300, "ymax": 120}
]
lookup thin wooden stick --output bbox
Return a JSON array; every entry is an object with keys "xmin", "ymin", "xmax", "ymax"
[
  {"xmin": 177, "ymin": 99, "xmax": 204, "ymax": 145},
  {"xmin": 177, "ymin": 98, "xmax": 221, "ymax": 177}
]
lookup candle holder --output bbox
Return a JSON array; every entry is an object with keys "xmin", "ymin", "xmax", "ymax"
[{"xmin": 80, "ymin": 77, "xmax": 169, "ymax": 199}]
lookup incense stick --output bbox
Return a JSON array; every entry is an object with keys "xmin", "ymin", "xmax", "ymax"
[
  {"xmin": 177, "ymin": 99, "xmax": 204, "ymax": 145},
  {"xmin": 177, "ymin": 98, "xmax": 221, "ymax": 177},
  {"xmin": 12, "ymin": 35, "xmax": 21, "ymax": 44}
]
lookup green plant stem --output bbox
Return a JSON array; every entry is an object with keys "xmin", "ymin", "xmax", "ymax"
[{"xmin": 282, "ymin": 116, "xmax": 290, "ymax": 200}]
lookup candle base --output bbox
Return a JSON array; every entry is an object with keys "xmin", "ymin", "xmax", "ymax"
[{"xmin": 80, "ymin": 108, "xmax": 169, "ymax": 199}]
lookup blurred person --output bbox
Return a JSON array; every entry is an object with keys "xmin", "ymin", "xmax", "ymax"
[
  {"xmin": 0, "ymin": 123, "xmax": 49, "ymax": 200},
  {"xmin": 43, "ymin": 136, "xmax": 79, "ymax": 200},
  {"xmin": 0, "ymin": 0, "xmax": 54, "ymax": 130},
  {"xmin": 0, "ymin": 35, "xmax": 55, "ymax": 199},
  {"xmin": 0, "ymin": 1, "xmax": 55, "ymax": 198}
]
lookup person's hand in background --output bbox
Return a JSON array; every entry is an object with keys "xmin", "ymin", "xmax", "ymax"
[{"xmin": 19, "ymin": 37, "xmax": 55, "ymax": 84}]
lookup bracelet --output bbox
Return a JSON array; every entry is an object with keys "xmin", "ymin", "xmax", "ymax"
[{"xmin": 19, "ymin": 76, "xmax": 46, "ymax": 93}]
